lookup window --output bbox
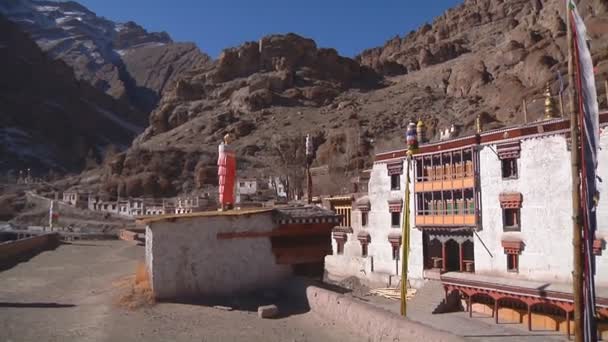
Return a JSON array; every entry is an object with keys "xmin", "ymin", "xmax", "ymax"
[
  {"xmin": 507, "ymin": 253, "xmax": 519, "ymax": 272},
  {"xmin": 361, "ymin": 212, "xmax": 368, "ymax": 226},
  {"xmin": 390, "ymin": 174, "xmax": 400, "ymax": 190},
  {"xmin": 391, "ymin": 212, "xmax": 400, "ymax": 227},
  {"xmin": 361, "ymin": 243, "xmax": 368, "ymax": 257},
  {"xmin": 503, "ymin": 208, "xmax": 520, "ymax": 231},
  {"xmin": 239, "ymin": 182, "xmax": 245, "ymax": 187},
  {"xmin": 392, "ymin": 245, "xmax": 399, "ymax": 260},
  {"xmin": 501, "ymin": 158, "xmax": 518, "ymax": 179}
]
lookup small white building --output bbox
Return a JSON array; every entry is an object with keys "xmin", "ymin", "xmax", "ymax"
[
  {"xmin": 141, "ymin": 206, "xmax": 340, "ymax": 300},
  {"xmin": 174, "ymin": 195, "xmax": 207, "ymax": 214},
  {"xmin": 236, "ymin": 178, "xmax": 258, "ymax": 203},
  {"xmin": 145, "ymin": 206, "xmax": 166, "ymax": 216},
  {"xmin": 62, "ymin": 191, "xmax": 88, "ymax": 208}
]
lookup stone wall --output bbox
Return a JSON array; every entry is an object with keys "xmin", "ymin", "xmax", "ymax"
[
  {"xmin": 146, "ymin": 212, "xmax": 293, "ymax": 299},
  {"xmin": 0, "ymin": 232, "xmax": 60, "ymax": 263},
  {"xmin": 284, "ymin": 280, "xmax": 463, "ymax": 342}
]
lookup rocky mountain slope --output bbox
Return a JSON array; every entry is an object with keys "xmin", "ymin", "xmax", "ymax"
[
  {"xmin": 0, "ymin": 0, "xmax": 211, "ymax": 117},
  {"xmin": 357, "ymin": 0, "xmax": 608, "ymax": 124},
  {"xmin": 94, "ymin": 0, "xmax": 608, "ymax": 199},
  {"xmin": 0, "ymin": 15, "xmax": 142, "ymax": 174}
]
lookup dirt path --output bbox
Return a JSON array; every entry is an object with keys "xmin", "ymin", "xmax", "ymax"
[{"xmin": 0, "ymin": 241, "xmax": 365, "ymax": 342}]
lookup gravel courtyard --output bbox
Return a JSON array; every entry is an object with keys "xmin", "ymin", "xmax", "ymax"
[{"xmin": 0, "ymin": 240, "xmax": 366, "ymax": 342}]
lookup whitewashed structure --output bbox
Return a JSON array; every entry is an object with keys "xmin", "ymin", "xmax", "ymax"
[
  {"xmin": 236, "ymin": 178, "xmax": 258, "ymax": 203},
  {"xmin": 325, "ymin": 113, "xmax": 608, "ymax": 331},
  {"xmin": 142, "ymin": 206, "xmax": 340, "ymax": 299},
  {"xmin": 62, "ymin": 191, "xmax": 89, "ymax": 209}
]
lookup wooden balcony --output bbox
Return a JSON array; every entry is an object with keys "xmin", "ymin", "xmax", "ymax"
[
  {"xmin": 415, "ymin": 176, "xmax": 475, "ymax": 192},
  {"xmin": 415, "ymin": 214, "xmax": 476, "ymax": 226}
]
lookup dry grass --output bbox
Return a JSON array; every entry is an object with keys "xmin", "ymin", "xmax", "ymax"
[{"xmin": 115, "ymin": 262, "xmax": 156, "ymax": 310}]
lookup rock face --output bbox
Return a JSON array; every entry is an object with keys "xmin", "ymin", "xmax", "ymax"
[
  {"xmin": 139, "ymin": 33, "xmax": 381, "ymax": 139},
  {"xmin": 8, "ymin": 0, "xmax": 606, "ymax": 199},
  {"xmin": 357, "ymin": 0, "xmax": 608, "ymax": 123},
  {"xmin": 0, "ymin": 0, "xmax": 211, "ymax": 118},
  {"xmin": 105, "ymin": 0, "xmax": 608, "ymax": 198},
  {"xmin": 0, "ymin": 15, "xmax": 142, "ymax": 174}
]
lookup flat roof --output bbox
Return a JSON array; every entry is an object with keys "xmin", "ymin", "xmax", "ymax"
[
  {"xmin": 375, "ymin": 110, "xmax": 608, "ymax": 162},
  {"xmin": 136, "ymin": 208, "xmax": 272, "ymax": 224}
]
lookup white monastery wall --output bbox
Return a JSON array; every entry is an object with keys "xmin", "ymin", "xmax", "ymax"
[
  {"xmin": 477, "ymin": 135, "xmax": 574, "ymax": 282},
  {"xmin": 326, "ymin": 158, "xmax": 424, "ymax": 289},
  {"xmin": 146, "ymin": 212, "xmax": 292, "ymax": 299},
  {"xmin": 594, "ymin": 128, "xmax": 608, "ymax": 286}
]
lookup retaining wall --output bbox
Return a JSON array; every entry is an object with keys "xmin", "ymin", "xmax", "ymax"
[
  {"xmin": 286, "ymin": 279, "xmax": 463, "ymax": 342},
  {"xmin": 0, "ymin": 233, "xmax": 60, "ymax": 262}
]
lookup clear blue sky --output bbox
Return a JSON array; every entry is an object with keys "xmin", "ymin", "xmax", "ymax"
[{"xmin": 76, "ymin": 0, "xmax": 463, "ymax": 58}]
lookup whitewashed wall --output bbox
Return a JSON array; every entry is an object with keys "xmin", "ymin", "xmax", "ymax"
[
  {"xmin": 146, "ymin": 212, "xmax": 292, "ymax": 299},
  {"xmin": 593, "ymin": 128, "xmax": 608, "ymax": 286},
  {"xmin": 325, "ymin": 159, "xmax": 424, "ymax": 288},
  {"xmin": 478, "ymin": 135, "xmax": 579, "ymax": 283}
]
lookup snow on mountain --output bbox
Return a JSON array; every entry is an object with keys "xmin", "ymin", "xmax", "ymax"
[{"xmin": 1, "ymin": 0, "xmax": 210, "ymax": 116}]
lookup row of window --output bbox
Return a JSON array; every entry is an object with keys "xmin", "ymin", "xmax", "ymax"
[
  {"xmin": 335, "ymin": 240, "xmax": 400, "ymax": 260},
  {"xmin": 390, "ymin": 156, "xmax": 519, "ymax": 191},
  {"xmin": 417, "ymin": 200, "xmax": 475, "ymax": 216},
  {"xmin": 357, "ymin": 206, "xmax": 518, "ymax": 231}
]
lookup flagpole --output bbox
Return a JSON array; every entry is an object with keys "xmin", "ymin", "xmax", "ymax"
[{"xmin": 567, "ymin": 2, "xmax": 584, "ymax": 340}]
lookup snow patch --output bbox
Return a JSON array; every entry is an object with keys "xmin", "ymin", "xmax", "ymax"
[
  {"xmin": 34, "ymin": 5, "xmax": 60, "ymax": 12},
  {"xmin": 63, "ymin": 11, "xmax": 85, "ymax": 16},
  {"xmin": 82, "ymin": 100, "xmax": 142, "ymax": 134},
  {"xmin": 0, "ymin": 127, "xmax": 61, "ymax": 169}
]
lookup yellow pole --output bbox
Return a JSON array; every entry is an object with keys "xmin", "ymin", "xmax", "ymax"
[
  {"xmin": 400, "ymin": 152, "xmax": 412, "ymax": 316},
  {"xmin": 567, "ymin": 2, "xmax": 583, "ymax": 340}
]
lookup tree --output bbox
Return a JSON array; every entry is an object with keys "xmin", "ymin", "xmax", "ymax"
[{"xmin": 271, "ymin": 133, "xmax": 306, "ymax": 200}]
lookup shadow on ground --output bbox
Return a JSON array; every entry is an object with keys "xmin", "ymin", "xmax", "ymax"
[
  {"xmin": 163, "ymin": 277, "xmax": 353, "ymax": 319},
  {"xmin": 0, "ymin": 302, "xmax": 76, "ymax": 308}
]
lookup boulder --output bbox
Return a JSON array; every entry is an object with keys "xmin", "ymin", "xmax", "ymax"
[{"xmin": 257, "ymin": 304, "xmax": 279, "ymax": 319}]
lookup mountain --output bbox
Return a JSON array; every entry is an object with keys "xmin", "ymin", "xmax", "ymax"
[
  {"xmin": 0, "ymin": 0, "xmax": 211, "ymax": 117},
  {"xmin": 0, "ymin": 14, "xmax": 142, "ymax": 174},
  {"xmin": 97, "ymin": 0, "xmax": 608, "ymax": 199},
  {"xmin": 356, "ymin": 0, "xmax": 608, "ymax": 124}
]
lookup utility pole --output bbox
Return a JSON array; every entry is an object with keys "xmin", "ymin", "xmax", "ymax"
[
  {"xmin": 49, "ymin": 200, "xmax": 54, "ymax": 232},
  {"xmin": 305, "ymin": 134, "xmax": 313, "ymax": 204},
  {"xmin": 567, "ymin": 4, "xmax": 584, "ymax": 341}
]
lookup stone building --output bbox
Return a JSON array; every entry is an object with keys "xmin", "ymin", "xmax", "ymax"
[
  {"xmin": 325, "ymin": 112, "xmax": 608, "ymax": 337},
  {"xmin": 62, "ymin": 190, "xmax": 89, "ymax": 209},
  {"xmin": 141, "ymin": 206, "xmax": 340, "ymax": 299},
  {"xmin": 174, "ymin": 195, "xmax": 208, "ymax": 214},
  {"xmin": 236, "ymin": 178, "xmax": 258, "ymax": 203}
]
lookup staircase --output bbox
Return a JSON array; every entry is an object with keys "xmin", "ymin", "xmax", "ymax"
[{"xmin": 407, "ymin": 280, "xmax": 462, "ymax": 316}]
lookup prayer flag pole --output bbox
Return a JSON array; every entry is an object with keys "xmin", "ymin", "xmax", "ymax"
[
  {"xmin": 567, "ymin": 1, "xmax": 584, "ymax": 340},
  {"xmin": 401, "ymin": 122, "xmax": 418, "ymax": 316}
]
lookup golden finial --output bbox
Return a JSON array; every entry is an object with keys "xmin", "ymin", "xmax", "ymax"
[
  {"xmin": 475, "ymin": 113, "xmax": 482, "ymax": 134},
  {"xmin": 544, "ymin": 83, "xmax": 557, "ymax": 119}
]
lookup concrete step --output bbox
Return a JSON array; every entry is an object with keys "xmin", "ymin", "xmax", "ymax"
[{"xmin": 407, "ymin": 280, "xmax": 451, "ymax": 314}]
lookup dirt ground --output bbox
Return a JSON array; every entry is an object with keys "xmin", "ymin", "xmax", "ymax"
[{"xmin": 0, "ymin": 240, "xmax": 367, "ymax": 342}]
